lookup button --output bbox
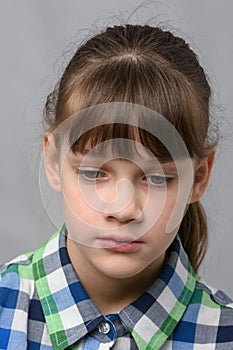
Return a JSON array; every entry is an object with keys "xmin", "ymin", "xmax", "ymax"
[{"xmin": 98, "ymin": 321, "xmax": 111, "ymax": 334}]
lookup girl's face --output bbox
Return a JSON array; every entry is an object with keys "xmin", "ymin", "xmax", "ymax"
[
  {"xmin": 58, "ymin": 143, "xmax": 195, "ymax": 280},
  {"xmin": 44, "ymin": 124, "xmax": 214, "ymax": 280}
]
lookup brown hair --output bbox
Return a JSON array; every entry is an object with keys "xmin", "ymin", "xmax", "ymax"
[{"xmin": 44, "ymin": 24, "xmax": 219, "ymax": 273}]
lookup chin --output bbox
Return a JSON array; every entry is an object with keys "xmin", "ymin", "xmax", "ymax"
[{"xmin": 98, "ymin": 260, "xmax": 152, "ymax": 280}]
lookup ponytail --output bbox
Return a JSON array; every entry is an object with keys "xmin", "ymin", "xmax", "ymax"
[{"xmin": 179, "ymin": 201, "xmax": 208, "ymax": 273}]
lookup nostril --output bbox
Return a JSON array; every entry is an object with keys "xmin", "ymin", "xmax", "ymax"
[{"xmin": 107, "ymin": 215, "xmax": 135, "ymax": 224}]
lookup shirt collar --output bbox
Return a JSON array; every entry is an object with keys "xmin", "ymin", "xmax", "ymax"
[
  {"xmin": 32, "ymin": 225, "xmax": 198, "ymax": 349},
  {"xmin": 32, "ymin": 225, "xmax": 104, "ymax": 349},
  {"xmin": 119, "ymin": 236, "xmax": 198, "ymax": 349}
]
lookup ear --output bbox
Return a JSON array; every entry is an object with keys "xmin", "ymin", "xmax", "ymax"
[
  {"xmin": 42, "ymin": 132, "xmax": 61, "ymax": 192},
  {"xmin": 189, "ymin": 149, "xmax": 215, "ymax": 204}
]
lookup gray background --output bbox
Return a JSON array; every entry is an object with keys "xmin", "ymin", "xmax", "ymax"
[{"xmin": 0, "ymin": 1, "xmax": 233, "ymax": 296}]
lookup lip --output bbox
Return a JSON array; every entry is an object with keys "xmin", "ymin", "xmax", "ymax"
[{"xmin": 97, "ymin": 235, "xmax": 143, "ymax": 252}]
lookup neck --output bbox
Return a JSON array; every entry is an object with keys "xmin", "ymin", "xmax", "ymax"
[{"xmin": 67, "ymin": 238, "xmax": 167, "ymax": 314}]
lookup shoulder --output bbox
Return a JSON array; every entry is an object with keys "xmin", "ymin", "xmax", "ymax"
[
  {"xmin": 186, "ymin": 277, "xmax": 233, "ymax": 343},
  {"xmin": 0, "ymin": 252, "xmax": 35, "ymax": 347},
  {"xmin": 0, "ymin": 250, "xmax": 34, "ymax": 284},
  {"xmin": 195, "ymin": 277, "xmax": 233, "ymax": 309},
  {"xmin": 0, "ymin": 227, "xmax": 62, "ymax": 291},
  {"xmin": 0, "ymin": 227, "xmax": 62, "ymax": 310},
  {"xmin": 0, "ymin": 251, "xmax": 35, "ymax": 309},
  {"xmin": 0, "ymin": 229, "xmax": 61, "ymax": 348},
  {"xmin": 169, "ymin": 277, "xmax": 233, "ymax": 346}
]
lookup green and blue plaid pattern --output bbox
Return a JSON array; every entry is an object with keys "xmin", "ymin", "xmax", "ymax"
[{"xmin": 0, "ymin": 224, "xmax": 233, "ymax": 349}]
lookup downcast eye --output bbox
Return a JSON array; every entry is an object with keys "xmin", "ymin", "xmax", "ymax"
[
  {"xmin": 76, "ymin": 169, "xmax": 106, "ymax": 181},
  {"xmin": 145, "ymin": 175, "xmax": 174, "ymax": 186},
  {"xmin": 81, "ymin": 170, "xmax": 101, "ymax": 179}
]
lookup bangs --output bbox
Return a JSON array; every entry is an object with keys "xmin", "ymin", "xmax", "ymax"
[
  {"xmin": 59, "ymin": 55, "xmax": 210, "ymax": 159},
  {"xmin": 70, "ymin": 124, "xmax": 174, "ymax": 162},
  {"xmin": 65, "ymin": 102, "xmax": 191, "ymax": 162}
]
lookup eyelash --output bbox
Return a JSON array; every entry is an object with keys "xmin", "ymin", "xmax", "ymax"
[
  {"xmin": 75, "ymin": 169, "xmax": 175, "ymax": 187},
  {"xmin": 144, "ymin": 175, "xmax": 175, "ymax": 187},
  {"xmin": 76, "ymin": 169, "xmax": 105, "ymax": 181}
]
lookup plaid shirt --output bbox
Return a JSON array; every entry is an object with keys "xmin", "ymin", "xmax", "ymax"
[{"xmin": 0, "ymin": 225, "xmax": 233, "ymax": 349}]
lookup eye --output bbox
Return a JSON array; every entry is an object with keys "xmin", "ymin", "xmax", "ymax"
[
  {"xmin": 144, "ymin": 174, "xmax": 175, "ymax": 187},
  {"xmin": 76, "ymin": 169, "xmax": 106, "ymax": 182}
]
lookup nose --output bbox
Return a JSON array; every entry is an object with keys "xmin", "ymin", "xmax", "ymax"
[
  {"xmin": 106, "ymin": 203, "xmax": 143, "ymax": 224},
  {"xmin": 103, "ymin": 179, "xmax": 144, "ymax": 223}
]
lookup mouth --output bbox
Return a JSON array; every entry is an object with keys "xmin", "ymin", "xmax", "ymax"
[{"xmin": 97, "ymin": 235, "xmax": 143, "ymax": 252}]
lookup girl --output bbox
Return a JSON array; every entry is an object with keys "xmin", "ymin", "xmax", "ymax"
[{"xmin": 0, "ymin": 24, "xmax": 233, "ymax": 349}]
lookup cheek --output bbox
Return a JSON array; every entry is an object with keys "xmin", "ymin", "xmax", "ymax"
[
  {"xmin": 143, "ymin": 186, "xmax": 179, "ymax": 220},
  {"xmin": 62, "ymin": 186, "xmax": 98, "ymax": 225},
  {"xmin": 61, "ymin": 173, "xmax": 86, "ymax": 224},
  {"xmin": 144, "ymin": 205, "xmax": 180, "ymax": 254},
  {"xmin": 61, "ymin": 164, "xmax": 82, "ymax": 206},
  {"xmin": 62, "ymin": 186, "xmax": 102, "ymax": 247},
  {"xmin": 61, "ymin": 168, "xmax": 102, "ymax": 230}
]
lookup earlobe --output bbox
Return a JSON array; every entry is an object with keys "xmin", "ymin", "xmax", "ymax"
[
  {"xmin": 43, "ymin": 132, "xmax": 61, "ymax": 192},
  {"xmin": 189, "ymin": 149, "xmax": 215, "ymax": 204}
]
